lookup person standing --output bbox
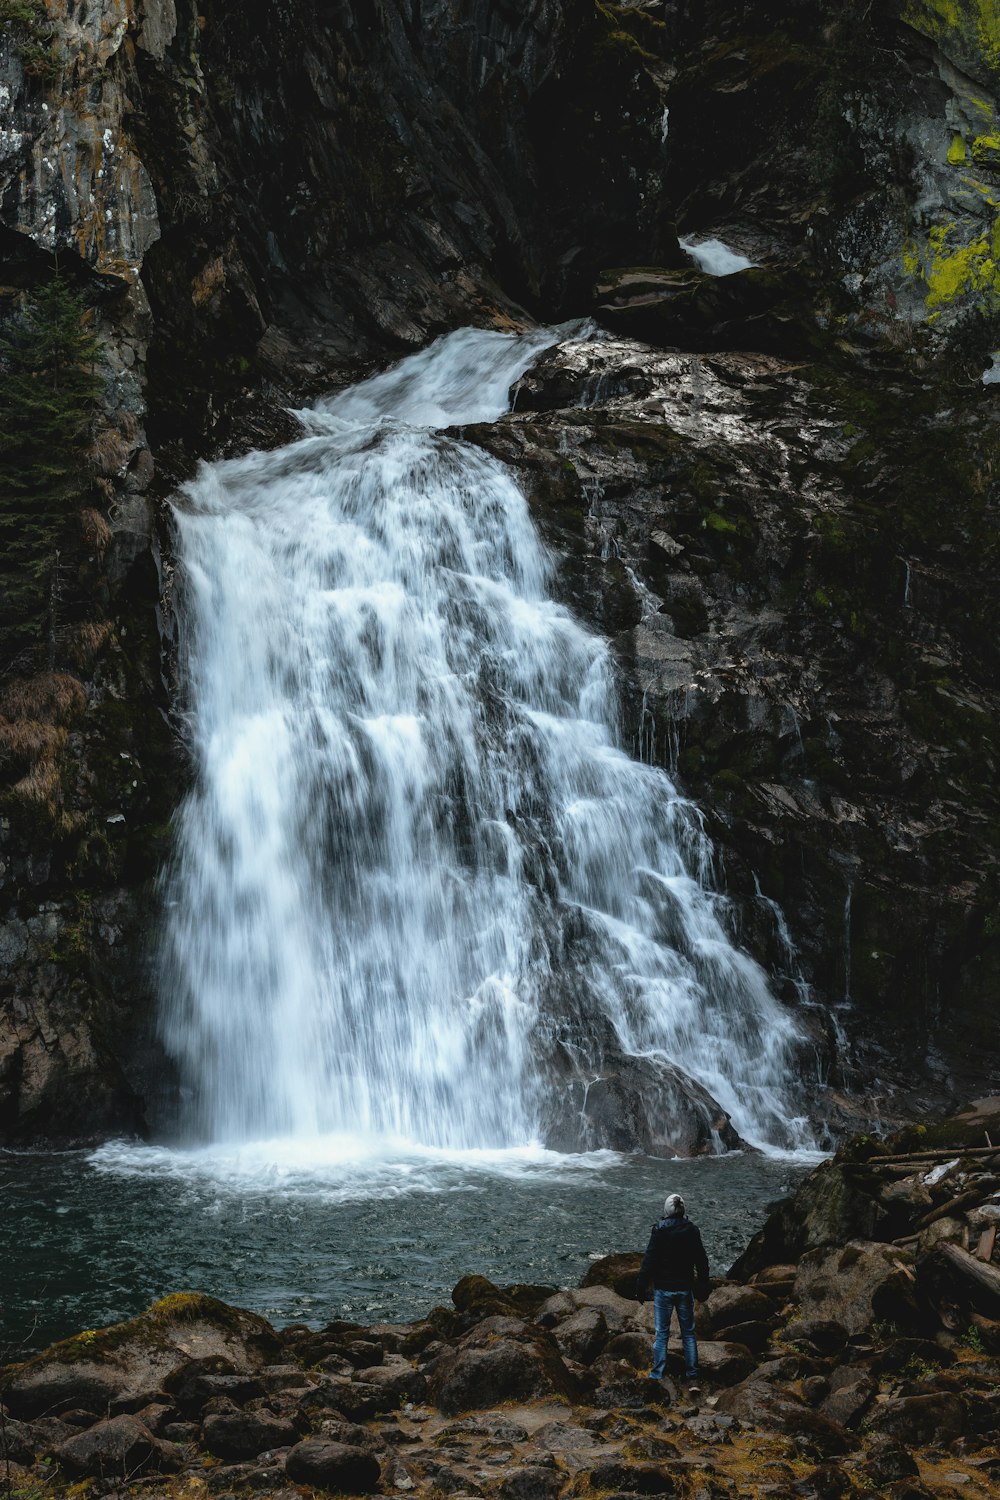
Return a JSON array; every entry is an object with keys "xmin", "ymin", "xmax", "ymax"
[{"xmin": 636, "ymin": 1192, "xmax": 711, "ymax": 1395}]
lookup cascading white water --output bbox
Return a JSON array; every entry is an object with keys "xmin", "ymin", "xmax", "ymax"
[{"xmin": 161, "ymin": 324, "xmax": 813, "ymax": 1154}]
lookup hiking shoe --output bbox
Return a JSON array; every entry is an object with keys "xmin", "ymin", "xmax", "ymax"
[{"xmin": 687, "ymin": 1383, "xmax": 701, "ymax": 1398}]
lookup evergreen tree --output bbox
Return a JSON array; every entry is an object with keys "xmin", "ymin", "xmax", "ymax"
[{"xmin": 0, "ymin": 278, "xmax": 103, "ymax": 665}]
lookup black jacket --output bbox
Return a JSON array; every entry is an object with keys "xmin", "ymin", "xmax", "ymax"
[{"xmin": 636, "ymin": 1215, "xmax": 710, "ymax": 1299}]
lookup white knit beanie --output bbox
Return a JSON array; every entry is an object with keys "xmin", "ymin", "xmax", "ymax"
[{"xmin": 663, "ymin": 1193, "xmax": 685, "ymax": 1217}]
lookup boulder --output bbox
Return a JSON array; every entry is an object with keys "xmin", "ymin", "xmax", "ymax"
[
  {"xmin": 858, "ymin": 1437, "xmax": 919, "ymax": 1485},
  {"xmin": 797, "ymin": 1464, "xmax": 856, "ymax": 1500},
  {"xmin": 692, "ymin": 1341, "xmax": 756, "ymax": 1386},
  {"xmin": 451, "ymin": 1275, "xmax": 517, "ymax": 1323},
  {"xmin": 2, "ymin": 1365, "xmax": 120, "ymax": 1421},
  {"xmin": 751, "ymin": 1265, "xmax": 798, "ymax": 1288},
  {"xmin": 54, "ymin": 1414, "xmax": 164, "ymax": 1478},
  {"xmin": 163, "ymin": 1356, "xmax": 264, "ymax": 1413},
  {"xmin": 870, "ymin": 1338, "xmax": 955, "ymax": 1375},
  {"xmin": 603, "ymin": 1332, "xmax": 650, "ymax": 1369},
  {"xmin": 354, "ymin": 1359, "xmax": 426, "ymax": 1405},
  {"xmin": 588, "ymin": 1376, "xmax": 667, "ymax": 1410},
  {"xmin": 535, "ymin": 1286, "xmax": 650, "ymax": 1335},
  {"xmin": 708, "ymin": 1319, "xmax": 773, "ymax": 1353},
  {"xmin": 0, "ymin": 1417, "xmax": 37, "ymax": 1465},
  {"xmin": 865, "ymin": 1392, "xmax": 966, "ymax": 1447},
  {"xmin": 580, "ymin": 1254, "xmax": 643, "ymax": 1300},
  {"xmin": 730, "ymin": 1165, "xmax": 887, "ymax": 1279},
  {"xmin": 285, "ymin": 1439, "xmax": 380, "ymax": 1492},
  {"xmin": 794, "ymin": 1241, "xmax": 919, "ymax": 1335},
  {"xmin": 586, "ymin": 1460, "xmax": 678, "ymax": 1494},
  {"xmin": 201, "ymin": 1409, "xmax": 298, "ymax": 1460},
  {"xmin": 533, "ymin": 1420, "xmax": 607, "ymax": 1454},
  {"xmin": 553, "ymin": 1308, "xmax": 609, "ymax": 1365},
  {"xmin": 784, "ymin": 1318, "xmax": 849, "ymax": 1358},
  {"xmin": 327, "ymin": 1379, "xmax": 395, "ymax": 1420},
  {"xmin": 495, "ymin": 1464, "xmax": 564, "ymax": 1500},
  {"xmin": 5, "ymin": 1296, "xmax": 279, "ymax": 1421},
  {"xmin": 700, "ymin": 1283, "xmax": 773, "ymax": 1336},
  {"xmin": 427, "ymin": 1337, "xmax": 573, "ymax": 1414},
  {"xmin": 819, "ymin": 1371, "xmax": 874, "ymax": 1429},
  {"xmin": 717, "ymin": 1380, "xmax": 855, "ymax": 1455},
  {"xmin": 257, "ymin": 1364, "xmax": 313, "ymax": 1392}
]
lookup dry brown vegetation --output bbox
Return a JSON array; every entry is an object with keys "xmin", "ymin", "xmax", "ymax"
[{"xmin": 0, "ymin": 671, "xmax": 87, "ymax": 828}]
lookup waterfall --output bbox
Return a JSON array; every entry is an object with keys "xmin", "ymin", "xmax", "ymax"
[{"xmin": 160, "ymin": 324, "xmax": 813, "ymax": 1155}]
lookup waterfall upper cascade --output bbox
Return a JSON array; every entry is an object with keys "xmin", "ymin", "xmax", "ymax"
[{"xmin": 162, "ymin": 325, "xmax": 813, "ymax": 1157}]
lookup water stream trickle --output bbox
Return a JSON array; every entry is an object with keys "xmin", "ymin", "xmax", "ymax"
[{"xmin": 158, "ymin": 324, "xmax": 815, "ymax": 1158}]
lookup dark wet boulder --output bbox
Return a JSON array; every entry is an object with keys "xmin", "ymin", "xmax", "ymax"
[
  {"xmin": 711, "ymin": 1319, "xmax": 774, "ymax": 1353},
  {"xmin": 689, "ymin": 1341, "xmax": 756, "ymax": 1387},
  {"xmin": 201, "ymin": 1409, "xmax": 298, "ymax": 1460},
  {"xmin": 586, "ymin": 1459, "xmax": 679, "ymax": 1494},
  {"xmin": 700, "ymin": 1283, "xmax": 774, "ymax": 1337},
  {"xmin": 730, "ymin": 1164, "xmax": 887, "ymax": 1280},
  {"xmin": 495, "ymin": 1463, "xmax": 564, "ymax": 1500},
  {"xmin": 870, "ymin": 1337, "xmax": 955, "ymax": 1375},
  {"xmin": 54, "ymin": 1414, "xmax": 165, "ymax": 1478},
  {"xmin": 858, "ymin": 1437, "xmax": 919, "ymax": 1486},
  {"xmin": 353, "ymin": 1359, "xmax": 426, "ymax": 1404},
  {"xmin": 427, "ymin": 1332, "xmax": 574, "ymax": 1414},
  {"xmin": 796, "ymin": 1463, "xmax": 858, "ymax": 1499},
  {"xmin": 794, "ymin": 1241, "xmax": 919, "ymax": 1336},
  {"xmin": 0, "ymin": 1417, "xmax": 38, "ymax": 1465},
  {"xmin": 340, "ymin": 1339, "xmax": 385, "ymax": 1369},
  {"xmin": 784, "ymin": 1318, "xmax": 849, "ymax": 1359},
  {"xmin": 717, "ymin": 1380, "xmax": 856, "ymax": 1456},
  {"xmin": 285, "ymin": 1439, "xmax": 380, "ymax": 1492},
  {"xmin": 163, "ymin": 1356, "xmax": 264, "ymax": 1413},
  {"xmin": 865, "ymin": 1392, "xmax": 966, "ymax": 1447},
  {"xmin": 2, "ymin": 1364, "xmax": 120, "ymax": 1421},
  {"xmin": 603, "ymin": 1331, "xmax": 650, "ymax": 1369},
  {"xmin": 544, "ymin": 1051, "xmax": 744, "ymax": 1157},
  {"xmin": 587, "ymin": 1375, "xmax": 667, "ymax": 1410},
  {"xmin": 551, "ymin": 1307, "xmax": 609, "ymax": 1365},
  {"xmin": 324, "ymin": 1379, "xmax": 394, "ymax": 1421},
  {"xmin": 6, "ymin": 1297, "xmax": 279, "ymax": 1422},
  {"xmin": 580, "ymin": 1254, "xmax": 643, "ymax": 1300},
  {"xmin": 819, "ymin": 1370, "xmax": 875, "ymax": 1430}
]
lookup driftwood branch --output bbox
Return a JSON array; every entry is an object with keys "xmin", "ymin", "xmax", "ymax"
[
  {"xmin": 936, "ymin": 1241, "xmax": 1000, "ymax": 1315},
  {"xmin": 872, "ymin": 1146, "xmax": 1000, "ymax": 1167}
]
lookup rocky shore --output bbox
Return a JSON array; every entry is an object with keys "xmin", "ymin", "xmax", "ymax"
[{"xmin": 4, "ymin": 1104, "xmax": 1000, "ymax": 1500}]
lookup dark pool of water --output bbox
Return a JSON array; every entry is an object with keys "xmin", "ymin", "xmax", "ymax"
[{"xmin": 1, "ymin": 1143, "xmax": 812, "ymax": 1353}]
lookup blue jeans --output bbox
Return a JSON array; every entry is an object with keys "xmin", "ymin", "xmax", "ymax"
[{"xmin": 651, "ymin": 1288, "xmax": 698, "ymax": 1380}]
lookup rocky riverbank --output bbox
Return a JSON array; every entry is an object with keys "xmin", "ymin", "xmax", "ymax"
[{"xmin": 4, "ymin": 1104, "xmax": 1000, "ymax": 1500}]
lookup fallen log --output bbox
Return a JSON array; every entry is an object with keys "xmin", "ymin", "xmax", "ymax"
[
  {"xmin": 861, "ymin": 1146, "xmax": 1000, "ymax": 1166},
  {"xmin": 936, "ymin": 1242, "xmax": 1000, "ymax": 1316},
  {"xmin": 914, "ymin": 1188, "xmax": 989, "ymax": 1233}
]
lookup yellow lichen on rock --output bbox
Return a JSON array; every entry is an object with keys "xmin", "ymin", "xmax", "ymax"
[
  {"xmin": 903, "ymin": 0, "xmax": 1000, "ymax": 82},
  {"xmin": 905, "ymin": 218, "xmax": 1000, "ymax": 308}
]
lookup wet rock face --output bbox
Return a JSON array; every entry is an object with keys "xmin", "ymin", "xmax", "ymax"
[
  {"xmin": 472, "ymin": 330, "xmax": 1000, "ymax": 1114},
  {"xmin": 0, "ymin": 0, "xmax": 672, "ymax": 1144},
  {"xmin": 2, "ymin": 0, "xmax": 1000, "ymax": 1145},
  {"xmin": 134, "ymin": 0, "xmax": 673, "ymax": 448},
  {"xmin": 663, "ymin": 1, "xmax": 1000, "ymax": 351}
]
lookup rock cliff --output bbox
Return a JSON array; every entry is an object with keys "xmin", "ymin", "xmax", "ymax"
[{"xmin": 1, "ymin": 0, "xmax": 998, "ymax": 1141}]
